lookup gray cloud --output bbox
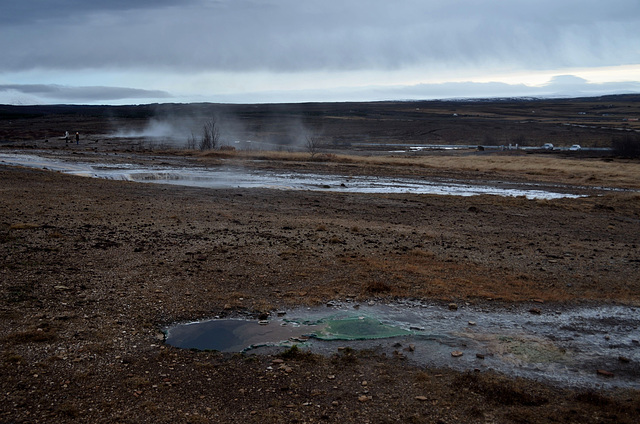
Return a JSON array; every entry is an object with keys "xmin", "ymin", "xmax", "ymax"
[
  {"xmin": 0, "ymin": 84, "xmax": 170, "ymax": 101},
  {"xmin": 0, "ymin": 1, "xmax": 198, "ymax": 25},
  {"xmin": 1, "ymin": 0, "xmax": 638, "ymax": 73}
]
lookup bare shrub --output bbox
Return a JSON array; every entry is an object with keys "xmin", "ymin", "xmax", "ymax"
[
  {"xmin": 186, "ymin": 131, "xmax": 197, "ymax": 150},
  {"xmin": 199, "ymin": 117, "xmax": 219, "ymax": 151},
  {"xmin": 306, "ymin": 135, "xmax": 322, "ymax": 158}
]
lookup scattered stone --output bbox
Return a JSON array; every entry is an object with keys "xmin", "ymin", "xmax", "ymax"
[
  {"xmin": 361, "ymin": 381, "xmax": 368, "ymax": 386},
  {"xmin": 54, "ymin": 285, "xmax": 71, "ymax": 291},
  {"xmin": 529, "ymin": 308, "xmax": 542, "ymax": 315},
  {"xmin": 448, "ymin": 303, "xmax": 458, "ymax": 311},
  {"xmin": 451, "ymin": 351, "xmax": 463, "ymax": 357},
  {"xmin": 258, "ymin": 320, "xmax": 269, "ymax": 325},
  {"xmin": 415, "ymin": 396, "xmax": 428, "ymax": 401},
  {"xmin": 393, "ymin": 351, "xmax": 407, "ymax": 359},
  {"xmin": 597, "ymin": 369, "xmax": 614, "ymax": 377},
  {"xmin": 619, "ymin": 356, "xmax": 630, "ymax": 363},
  {"xmin": 532, "ymin": 299, "xmax": 545, "ymax": 304},
  {"xmin": 406, "ymin": 344, "xmax": 415, "ymax": 352},
  {"xmin": 468, "ymin": 321, "xmax": 476, "ymax": 326},
  {"xmin": 358, "ymin": 395, "xmax": 370, "ymax": 402},
  {"xmin": 632, "ymin": 339, "xmax": 639, "ymax": 344},
  {"xmin": 476, "ymin": 353, "xmax": 485, "ymax": 359},
  {"xmin": 604, "ymin": 335, "xmax": 610, "ymax": 340},
  {"xmin": 272, "ymin": 359, "xmax": 284, "ymax": 364},
  {"xmin": 327, "ymin": 375, "xmax": 336, "ymax": 380}
]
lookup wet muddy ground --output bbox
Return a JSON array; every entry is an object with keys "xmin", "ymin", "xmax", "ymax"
[{"xmin": 1, "ymin": 144, "xmax": 640, "ymax": 423}]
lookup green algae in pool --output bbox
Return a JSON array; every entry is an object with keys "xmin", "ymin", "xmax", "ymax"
[{"xmin": 308, "ymin": 315, "xmax": 412, "ymax": 340}]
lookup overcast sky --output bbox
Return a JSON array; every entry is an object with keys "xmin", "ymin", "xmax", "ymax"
[{"xmin": 1, "ymin": 0, "xmax": 639, "ymax": 104}]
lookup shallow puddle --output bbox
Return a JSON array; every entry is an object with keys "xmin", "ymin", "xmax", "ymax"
[
  {"xmin": 0, "ymin": 152, "xmax": 587, "ymax": 199},
  {"xmin": 164, "ymin": 301, "xmax": 640, "ymax": 389}
]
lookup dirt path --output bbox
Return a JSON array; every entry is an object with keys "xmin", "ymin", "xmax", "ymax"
[{"xmin": 1, "ymin": 155, "xmax": 640, "ymax": 423}]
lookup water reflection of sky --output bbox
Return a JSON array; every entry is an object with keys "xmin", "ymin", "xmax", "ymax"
[{"xmin": 0, "ymin": 152, "xmax": 587, "ymax": 199}]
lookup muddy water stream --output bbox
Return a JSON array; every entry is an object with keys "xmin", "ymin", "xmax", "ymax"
[
  {"xmin": 0, "ymin": 152, "xmax": 589, "ymax": 199},
  {"xmin": 165, "ymin": 301, "xmax": 640, "ymax": 390}
]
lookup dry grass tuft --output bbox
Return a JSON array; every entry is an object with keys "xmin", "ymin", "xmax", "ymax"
[
  {"xmin": 5, "ymin": 329, "xmax": 57, "ymax": 344},
  {"xmin": 455, "ymin": 372, "xmax": 549, "ymax": 406},
  {"xmin": 9, "ymin": 222, "xmax": 40, "ymax": 230}
]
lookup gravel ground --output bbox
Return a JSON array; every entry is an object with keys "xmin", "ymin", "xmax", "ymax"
[{"xmin": 1, "ymin": 150, "xmax": 640, "ymax": 423}]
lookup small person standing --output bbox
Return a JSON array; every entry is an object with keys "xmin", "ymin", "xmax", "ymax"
[
  {"xmin": 65, "ymin": 131, "xmax": 69, "ymax": 143},
  {"xmin": 75, "ymin": 132, "xmax": 79, "ymax": 144}
]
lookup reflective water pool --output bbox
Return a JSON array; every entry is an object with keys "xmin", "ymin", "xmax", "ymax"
[
  {"xmin": 0, "ymin": 152, "xmax": 587, "ymax": 199},
  {"xmin": 165, "ymin": 301, "xmax": 640, "ymax": 389}
]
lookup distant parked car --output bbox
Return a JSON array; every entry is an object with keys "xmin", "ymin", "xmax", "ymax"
[
  {"xmin": 569, "ymin": 144, "xmax": 582, "ymax": 151},
  {"xmin": 542, "ymin": 143, "xmax": 554, "ymax": 150}
]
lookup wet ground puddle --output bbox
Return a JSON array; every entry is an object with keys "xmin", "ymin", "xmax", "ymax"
[
  {"xmin": 0, "ymin": 152, "xmax": 587, "ymax": 199},
  {"xmin": 165, "ymin": 302, "xmax": 640, "ymax": 389}
]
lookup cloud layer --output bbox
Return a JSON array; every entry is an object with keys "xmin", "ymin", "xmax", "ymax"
[{"xmin": 1, "ymin": 0, "xmax": 639, "ymax": 104}]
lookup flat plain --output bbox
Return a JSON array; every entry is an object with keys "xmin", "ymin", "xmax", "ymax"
[{"xmin": 1, "ymin": 96, "xmax": 640, "ymax": 423}]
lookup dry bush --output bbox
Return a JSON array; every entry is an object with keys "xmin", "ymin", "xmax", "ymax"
[
  {"xmin": 363, "ymin": 280, "xmax": 392, "ymax": 294},
  {"xmin": 612, "ymin": 134, "xmax": 640, "ymax": 158}
]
